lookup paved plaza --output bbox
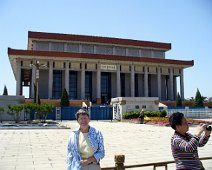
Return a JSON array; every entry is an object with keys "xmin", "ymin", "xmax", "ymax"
[{"xmin": 0, "ymin": 121, "xmax": 212, "ymax": 170}]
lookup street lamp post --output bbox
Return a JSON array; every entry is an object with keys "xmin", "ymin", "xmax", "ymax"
[
  {"xmin": 30, "ymin": 61, "xmax": 46, "ymax": 103},
  {"xmin": 35, "ymin": 65, "xmax": 39, "ymax": 104}
]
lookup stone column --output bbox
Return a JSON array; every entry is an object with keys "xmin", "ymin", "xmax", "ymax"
[
  {"xmin": 169, "ymin": 68, "xmax": 174, "ymax": 100},
  {"xmin": 48, "ymin": 61, "xmax": 53, "ymax": 99},
  {"xmin": 157, "ymin": 67, "xmax": 161, "ymax": 100},
  {"xmin": 96, "ymin": 64, "xmax": 101, "ymax": 104},
  {"xmin": 81, "ymin": 62, "xmax": 85, "ymax": 99},
  {"xmin": 116, "ymin": 64, "xmax": 121, "ymax": 97},
  {"xmin": 49, "ymin": 42, "xmax": 52, "ymax": 51},
  {"xmin": 126, "ymin": 48, "xmax": 129, "ymax": 56},
  {"xmin": 144, "ymin": 66, "xmax": 148, "ymax": 97},
  {"xmin": 130, "ymin": 65, "xmax": 135, "ymax": 97},
  {"xmin": 65, "ymin": 61, "xmax": 69, "ymax": 94},
  {"xmin": 113, "ymin": 47, "xmax": 115, "ymax": 55},
  {"xmin": 94, "ymin": 45, "xmax": 97, "ymax": 54},
  {"xmin": 79, "ymin": 44, "xmax": 82, "ymax": 53},
  {"xmin": 30, "ymin": 60, "xmax": 36, "ymax": 98},
  {"xmin": 16, "ymin": 59, "xmax": 21, "ymax": 95},
  {"xmin": 33, "ymin": 42, "xmax": 36, "ymax": 50},
  {"xmin": 180, "ymin": 68, "xmax": 184, "ymax": 100},
  {"xmin": 64, "ymin": 43, "xmax": 67, "ymax": 52},
  {"xmin": 174, "ymin": 76, "xmax": 177, "ymax": 100},
  {"xmin": 139, "ymin": 49, "xmax": 142, "ymax": 57}
]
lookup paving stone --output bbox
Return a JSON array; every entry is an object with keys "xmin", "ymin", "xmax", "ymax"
[{"xmin": 0, "ymin": 121, "xmax": 211, "ymax": 170}]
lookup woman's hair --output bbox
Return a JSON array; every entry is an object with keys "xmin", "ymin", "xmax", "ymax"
[
  {"xmin": 75, "ymin": 108, "xmax": 89, "ymax": 120},
  {"xmin": 169, "ymin": 112, "xmax": 184, "ymax": 130}
]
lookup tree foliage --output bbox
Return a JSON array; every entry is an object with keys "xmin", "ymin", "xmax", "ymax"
[
  {"xmin": 0, "ymin": 107, "xmax": 4, "ymax": 123},
  {"xmin": 23, "ymin": 103, "xmax": 38, "ymax": 121},
  {"xmin": 35, "ymin": 103, "xmax": 54, "ymax": 122},
  {"xmin": 176, "ymin": 92, "xmax": 182, "ymax": 107},
  {"xmin": 6, "ymin": 103, "xmax": 54, "ymax": 123},
  {"xmin": 7, "ymin": 104, "xmax": 24, "ymax": 123},
  {"xmin": 3, "ymin": 85, "xmax": 8, "ymax": 95},
  {"xmin": 194, "ymin": 88, "xmax": 206, "ymax": 107},
  {"xmin": 60, "ymin": 88, "xmax": 69, "ymax": 107}
]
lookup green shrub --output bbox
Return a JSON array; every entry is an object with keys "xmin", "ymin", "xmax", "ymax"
[
  {"xmin": 3, "ymin": 85, "xmax": 8, "ymax": 95},
  {"xmin": 60, "ymin": 88, "xmax": 69, "ymax": 107},
  {"xmin": 7, "ymin": 104, "xmax": 24, "ymax": 123},
  {"xmin": 159, "ymin": 110, "xmax": 167, "ymax": 117},
  {"xmin": 0, "ymin": 107, "xmax": 4, "ymax": 123},
  {"xmin": 123, "ymin": 110, "xmax": 167, "ymax": 119},
  {"xmin": 123, "ymin": 111, "xmax": 139, "ymax": 119},
  {"xmin": 144, "ymin": 111, "xmax": 158, "ymax": 117},
  {"xmin": 145, "ymin": 110, "xmax": 167, "ymax": 117}
]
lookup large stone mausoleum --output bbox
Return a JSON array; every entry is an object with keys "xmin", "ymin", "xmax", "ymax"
[{"xmin": 8, "ymin": 31, "xmax": 193, "ymax": 104}]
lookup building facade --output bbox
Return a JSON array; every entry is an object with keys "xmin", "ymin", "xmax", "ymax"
[{"xmin": 8, "ymin": 31, "xmax": 193, "ymax": 104}]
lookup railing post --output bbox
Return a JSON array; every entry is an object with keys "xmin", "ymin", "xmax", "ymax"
[{"xmin": 114, "ymin": 154, "xmax": 125, "ymax": 170}]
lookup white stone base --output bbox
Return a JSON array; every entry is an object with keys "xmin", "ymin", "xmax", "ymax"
[{"xmin": 111, "ymin": 97, "xmax": 159, "ymax": 120}]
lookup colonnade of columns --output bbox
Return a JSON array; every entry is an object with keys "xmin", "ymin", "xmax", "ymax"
[{"xmin": 15, "ymin": 59, "xmax": 185, "ymax": 101}]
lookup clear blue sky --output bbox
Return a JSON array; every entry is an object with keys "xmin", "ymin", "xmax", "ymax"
[{"xmin": 0, "ymin": 0, "xmax": 211, "ymax": 99}]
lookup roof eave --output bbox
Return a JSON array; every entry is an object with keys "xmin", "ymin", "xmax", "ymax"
[
  {"xmin": 28, "ymin": 31, "xmax": 171, "ymax": 51},
  {"xmin": 8, "ymin": 48, "xmax": 194, "ymax": 68}
]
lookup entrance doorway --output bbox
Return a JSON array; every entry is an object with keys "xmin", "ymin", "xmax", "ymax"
[{"xmin": 101, "ymin": 72, "xmax": 111, "ymax": 104}]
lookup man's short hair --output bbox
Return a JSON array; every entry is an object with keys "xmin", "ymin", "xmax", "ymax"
[
  {"xmin": 169, "ymin": 112, "xmax": 184, "ymax": 130},
  {"xmin": 75, "ymin": 108, "xmax": 89, "ymax": 120}
]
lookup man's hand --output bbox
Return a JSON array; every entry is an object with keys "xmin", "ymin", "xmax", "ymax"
[
  {"xmin": 195, "ymin": 123, "xmax": 208, "ymax": 137},
  {"xmin": 205, "ymin": 125, "xmax": 211, "ymax": 137}
]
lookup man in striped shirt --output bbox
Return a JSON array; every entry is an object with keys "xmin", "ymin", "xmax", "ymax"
[{"xmin": 169, "ymin": 112, "xmax": 211, "ymax": 170}]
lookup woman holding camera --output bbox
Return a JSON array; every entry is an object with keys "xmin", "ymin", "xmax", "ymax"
[{"xmin": 169, "ymin": 112, "xmax": 211, "ymax": 170}]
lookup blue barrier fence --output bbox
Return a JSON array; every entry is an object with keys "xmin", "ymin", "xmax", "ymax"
[
  {"xmin": 34, "ymin": 105, "xmax": 113, "ymax": 120},
  {"xmin": 89, "ymin": 106, "xmax": 113, "ymax": 120},
  {"xmin": 61, "ymin": 106, "xmax": 81, "ymax": 120}
]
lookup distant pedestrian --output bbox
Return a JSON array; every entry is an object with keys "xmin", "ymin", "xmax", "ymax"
[
  {"xmin": 169, "ymin": 112, "xmax": 211, "ymax": 170},
  {"xmin": 138, "ymin": 109, "xmax": 145, "ymax": 124},
  {"xmin": 67, "ymin": 108, "xmax": 105, "ymax": 170}
]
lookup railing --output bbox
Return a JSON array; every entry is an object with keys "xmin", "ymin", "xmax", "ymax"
[
  {"xmin": 101, "ymin": 155, "xmax": 212, "ymax": 170},
  {"xmin": 166, "ymin": 108, "xmax": 212, "ymax": 119}
]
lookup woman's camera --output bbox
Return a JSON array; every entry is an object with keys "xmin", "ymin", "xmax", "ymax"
[{"xmin": 206, "ymin": 125, "xmax": 212, "ymax": 131}]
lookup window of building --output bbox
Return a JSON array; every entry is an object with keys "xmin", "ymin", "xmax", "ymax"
[
  {"xmin": 85, "ymin": 71, "xmax": 92, "ymax": 100},
  {"xmin": 53, "ymin": 70, "xmax": 62, "ymax": 99},
  {"xmin": 101, "ymin": 72, "xmax": 111, "ymax": 104},
  {"xmin": 96, "ymin": 45, "xmax": 113, "ymax": 55},
  {"xmin": 121, "ymin": 73, "xmax": 125, "ymax": 97},
  {"xmin": 82, "ymin": 44, "xmax": 94, "ymax": 53},
  {"xmin": 51, "ymin": 42, "xmax": 64, "ymax": 52},
  {"xmin": 148, "ymin": 74, "xmax": 151, "ymax": 97},
  {"xmin": 152, "ymin": 50, "xmax": 165, "ymax": 58},
  {"xmin": 36, "ymin": 41, "xmax": 49, "ymax": 51},
  {"xmin": 140, "ymin": 49, "xmax": 152, "ymax": 57},
  {"xmin": 69, "ymin": 71, "xmax": 77, "ymax": 99},
  {"xmin": 115, "ymin": 47, "xmax": 126, "ymax": 56},
  {"xmin": 128, "ymin": 48, "xmax": 139, "ymax": 57},
  {"xmin": 67, "ymin": 43, "xmax": 79, "ymax": 52}
]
